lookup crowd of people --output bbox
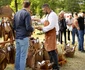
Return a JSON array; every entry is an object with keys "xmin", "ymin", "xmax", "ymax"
[
  {"xmin": 0, "ymin": 1, "xmax": 85, "ymax": 70},
  {"xmin": 58, "ymin": 11, "xmax": 85, "ymax": 53}
]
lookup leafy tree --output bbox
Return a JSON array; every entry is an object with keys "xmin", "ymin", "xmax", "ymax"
[
  {"xmin": 78, "ymin": 0, "xmax": 85, "ymax": 12},
  {"xmin": 10, "ymin": 0, "xmax": 24, "ymax": 12},
  {"xmin": 9, "ymin": 0, "xmax": 85, "ymax": 16},
  {"xmin": 29, "ymin": 0, "xmax": 58, "ymax": 17},
  {"xmin": 0, "ymin": 0, "xmax": 12, "ymax": 7},
  {"xmin": 55, "ymin": 0, "xmax": 66, "ymax": 13},
  {"xmin": 64, "ymin": 0, "xmax": 80, "ymax": 13}
]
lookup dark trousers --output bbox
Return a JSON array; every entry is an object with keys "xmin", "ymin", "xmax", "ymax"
[
  {"xmin": 59, "ymin": 30, "xmax": 67, "ymax": 44},
  {"xmin": 84, "ymin": 24, "xmax": 85, "ymax": 34},
  {"xmin": 48, "ymin": 50, "xmax": 59, "ymax": 70},
  {"xmin": 68, "ymin": 29, "xmax": 71, "ymax": 41}
]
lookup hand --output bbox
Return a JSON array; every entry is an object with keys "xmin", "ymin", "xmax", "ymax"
[
  {"xmin": 32, "ymin": 18, "xmax": 40, "ymax": 22},
  {"xmin": 77, "ymin": 27, "xmax": 80, "ymax": 30},
  {"xmin": 68, "ymin": 24, "xmax": 72, "ymax": 26},
  {"xmin": 35, "ymin": 27, "xmax": 42, "ymax": 31}
]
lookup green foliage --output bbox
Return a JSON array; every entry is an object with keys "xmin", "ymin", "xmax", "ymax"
[
  {"xmin": 0, "ymin": 0, "xmax": 12, "ymax": 7},
  {"xmin": 17, "ymin": 0, "xmax": 24, "ymax": 10},
  {"xmin": 29, "ymin": 0, "xmax": 58, "ymax": 17},
  {"xmin": 79, "ymin": 0, "xmax": 85, "ymax": 12},
  {"xmin": 64, "ymin": 0, "xmax": 80, "ymax": 13},
  {"xmin": 4, "ymin": 0, "xmax": 85, "ymax": 16},
  {"xmin": 10, "ymin": 0, "xmax": 24, "ymax": 12},
  {"xmin": 10, "ymin": 0, "xmax": 16, "ymax": 12}
]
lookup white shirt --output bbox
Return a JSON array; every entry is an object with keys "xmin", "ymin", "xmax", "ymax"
[
  {"xmin": 66, "ymin": 18, "xmax": 74, "ymax": 31},
  {"xmin": 40, "ymin": 11, "xmax": 59, "ymax": 35},
  {"xmin": 66, "ymin": 18, "xmax": 74, "ymax": 25}
]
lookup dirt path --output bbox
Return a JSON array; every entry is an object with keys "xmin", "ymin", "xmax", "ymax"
[
  {"xmin": 5, "ymin": 50, "xmax": 85, "ymax": 70},
  {"xmin": 5, "ymin": 42, "xmax": 85, "ymax": 70},
  {"xmin": 60, "ymin": 50, "xmax": 85, "ymax": 70}
]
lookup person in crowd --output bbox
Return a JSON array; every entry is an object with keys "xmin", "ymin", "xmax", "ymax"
[
  {"xmin": 66, "ymin": 13, "xmax": 74, "ymax": 42},
  {"xmin": 83, "ymin": 12, "xmax": 85, "ymax": 34},
  {"xmin": 33, "ymin": 3, "xmax": 59, "ymax": 70},
  {"xmin": 13, "ymin": 1, "xmax": 34, "ymax": 70},
  {"xmin": 72, "ymin": 12, "xmax": 79, "ymax": 45},
  {"xmin": 77, "ymin": 12, "xmax": 84, "ymax": 52},
  {"xmin": 58, "ymin": 11, "xmax": 67, "ymax": 45}
]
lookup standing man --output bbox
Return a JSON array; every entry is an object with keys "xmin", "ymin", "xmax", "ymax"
[
  {"xmin": 66, "ymin": 13, "xmax": 73, "ymax": 42},
  {"xmin": 13, "ymin": 1, "xmax": 34, "ymax": 70},
  {"xmin": 77, "ymin": 13, "xmax": 84, "ymax": 52},
  {"xmin": 83, "ymin": 12, "xmax": 85, "ymax": 34},
  {"xmin": 33, "ymin": 4, "xmax": 59, "ymax": 70}
]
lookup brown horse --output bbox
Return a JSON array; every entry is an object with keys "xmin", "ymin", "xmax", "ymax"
[
  {"xmin": 0, "ymin": 47, "xmax": 7, "ymax": 70},
  {"xmin": 1, "ymin": 17, "xmax": 14, "ymax": 46}
]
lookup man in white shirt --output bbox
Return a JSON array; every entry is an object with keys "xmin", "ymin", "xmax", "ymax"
[
  {"xmin": 33, "ymin": 4, "xmax": 59, "ymax": 70},
  {"xmin": 66, "ymin": 13, "xmax": 74, "ymax": 41}
]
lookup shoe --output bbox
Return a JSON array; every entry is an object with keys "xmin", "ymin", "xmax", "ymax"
[
  {"xmin": 68, "ymin": 40, "xmax": 70, "ymax": 43},
  {"xmin": 78, "ymin": 50, "xmax": 81, "ymax": 51},
  {"xmin": 81, "ymin": 50, "xmax": 85, "ymax": 52},
  {"xmin": 78, "ymin": 49, "xmax": 81, "ymax": 51}
]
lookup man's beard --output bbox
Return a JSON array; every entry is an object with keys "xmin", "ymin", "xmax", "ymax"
[{"xmin": 45, "ymin": 12, "xmax": 48, "ymax": 14}]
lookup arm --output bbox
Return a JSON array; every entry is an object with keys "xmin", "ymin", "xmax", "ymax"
[
  {"xmin": 74, "ymin": 20, "xmax": 80, "ymax": 30},
  {"xmin": 32, "ymin": 18, "xmax": 41, "ymax": 22},
  {"xmin": 56, "ymin": 16, "xmax": 59, "ymax": 35},
  {"xmin": 25, "ymin": 14, "xmax": 34, "ymax": 32},
  {"xmin": 32, "ymin": 16, "xmax": 46, "ymax": 24},
  {"xmin": 42, "ymin": 14, "xmax": 56, "ymax": 32}
]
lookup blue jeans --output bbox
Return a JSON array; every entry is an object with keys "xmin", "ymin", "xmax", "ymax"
[
  {"xmin": 15, "ymin": 37, "xmax": 29, "ymax": 70},
  {"xmin": 78, "ymin": 30, "xmax": 84, "ymax": 51},
  {"xmin": 84, "ymin": 24, "xmax": 85, "ymax": 34},
  {"xmin": 72, "ymin": 28, "xmax": 79, "ymax": 45}
]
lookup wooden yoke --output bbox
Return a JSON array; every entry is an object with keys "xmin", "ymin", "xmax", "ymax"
[{"xmin": 0, "ymin": 40, "xmax": 15, "ymax": 46}]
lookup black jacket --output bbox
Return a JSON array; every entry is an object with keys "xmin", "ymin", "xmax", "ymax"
[
  {"xmin": 58, "ymin": 18, "xmax": 67, "ymax": 31},
  {"xmin": 13, "ymin": 9, "xmax": 34, "ymax": 39},
  {"xmin": 77, "ymin": 16, "xmax": 84, "ymax": 30}
]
